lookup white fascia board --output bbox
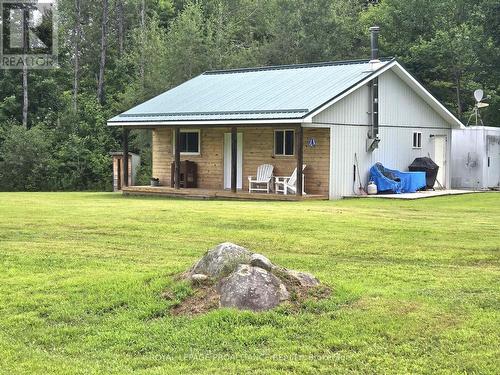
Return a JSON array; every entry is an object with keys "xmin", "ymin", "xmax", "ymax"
[
  {"xmin": 107, "ymin": 118, "xmax": 304, "ymax": 127},
  {"xmin": 303, "ymin": 60, "xmax": 397, "ymax": 122},
  {"xmin": 390, "ymin": 62, "xmax": 464, "ymax": 129},
  {"xmin": 302, "ymin": 123, "xmax": 331, "ymax": 128}
]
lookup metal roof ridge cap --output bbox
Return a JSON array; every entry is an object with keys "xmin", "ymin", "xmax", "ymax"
[
  {"xmin": 117, "ymin": 109, "xmax": 310, "ymax": 118},
  {"xmin": 202, "ymin": 57, "xmax": 394, "ymax": 75}
]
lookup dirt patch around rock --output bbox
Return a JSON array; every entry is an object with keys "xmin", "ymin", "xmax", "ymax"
[
  {"xmin": 169, "ymin": 285, "xmax": 220, "ymax": 316},
  {"xmin": 164, "ymin": 279, "xmax": 331, "ymax": 316}
]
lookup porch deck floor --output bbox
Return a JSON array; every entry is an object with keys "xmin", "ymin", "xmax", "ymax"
[
  {"xmin": 121, "ymin": 186, "xmax": 328, "ymax": 201},
  {"xmin": 345, "ymin": 189, "xmax": 480, "ymax": 200}
]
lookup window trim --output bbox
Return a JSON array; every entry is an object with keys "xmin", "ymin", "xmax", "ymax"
[
  {"xmin": 172, "ymin": 129, "xmax": 201, "ymax": 156},
  {"xmin": 412, "ymin": 131, "xmax": 422, "ymax": 149},
  {"xmin": 273, "ymin": 129, "xmax": 295, "ymax": 157}
]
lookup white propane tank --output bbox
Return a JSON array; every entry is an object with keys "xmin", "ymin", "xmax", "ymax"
[{"xmin": 367, "ymin": 181, "xmax": 378, "ymax": 195}]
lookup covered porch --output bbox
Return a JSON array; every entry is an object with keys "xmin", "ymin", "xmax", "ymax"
[{"xmin": 120, "ymin": 124, "xmax": 330, "ymax": 199}]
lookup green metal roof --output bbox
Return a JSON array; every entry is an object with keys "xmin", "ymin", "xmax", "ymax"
[{"xmin": 108, "ymin": 58, "xmax": 393, "ymax": 125}]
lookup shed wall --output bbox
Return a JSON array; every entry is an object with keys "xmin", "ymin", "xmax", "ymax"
[
  {"xmin": 313, "ymin": 69, "xmax": 453, "ymax": 198},
  {"xmin": 112, "ymin": 154, "xmax": 140, "ymax": 191},
  {"xmin": 451, "ymin": 127, "xmax": 500, "ymax": 189},
  {"xmin": 328, "ymin": 125, "xmax": 451, "ymax": 198}
]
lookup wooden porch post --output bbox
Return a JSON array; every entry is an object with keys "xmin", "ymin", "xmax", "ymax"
[
  {"xmin": 231, "ymin": 126, "xmax": 237, "ymax": 193},
  {"xmin": 122, "ymin": 127, "xmax": 129, "ymax": 187},
  {"xmin": 174, "ymin": 127, "xmax": 181, "ymax": 189},
  {"xmin": 296, "ymin": 125, "xmax": 303, "ymax": 197}
]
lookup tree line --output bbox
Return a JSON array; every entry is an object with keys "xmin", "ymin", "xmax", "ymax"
[{"xmin": 0, "ymin": 0, "xmax": 498, "ymax": 191}]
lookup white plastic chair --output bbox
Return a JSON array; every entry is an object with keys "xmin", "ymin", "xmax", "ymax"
[
  {"xmin": 275, "ymin": 165, "xmax": 306, "ymax": 195},
  {"xmin": 248, "ymin": 164, "xmax": 274, "ymax": 193}
]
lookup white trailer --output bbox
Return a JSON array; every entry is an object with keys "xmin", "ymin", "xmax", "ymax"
[{"xmin": 451, "ymin": 126, "xmax": 500, "ymax": 190}]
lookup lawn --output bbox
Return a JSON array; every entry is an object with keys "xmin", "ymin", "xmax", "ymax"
[{"xmin": 0, "ymin": 192, "xmax": 498, "ymax": 374}]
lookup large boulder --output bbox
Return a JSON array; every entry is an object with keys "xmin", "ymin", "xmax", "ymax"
[
  {"xmin": 172, "ymin": 243, "xmax": 327, "ymax": 314},
  {"xmin": 218, "ymin": 264, "xmax": 289, "ymax": 311},
  {"xmin": 188, "ymin": 242, "xmax": 252, "ymax": 279}
]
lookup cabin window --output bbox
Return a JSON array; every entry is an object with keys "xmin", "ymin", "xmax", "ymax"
[
  {"xmin": 174, "ymin": 130, "xmax": 200, "ymax": 155},
  {"xmin": 274, "ymin": 130, "xmax": 294, "ymax": 156},
  {"xmin": 412, "ymin": 132, "xmax": 422, "ymax": 149}
]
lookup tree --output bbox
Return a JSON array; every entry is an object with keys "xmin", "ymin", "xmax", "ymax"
[
  {"xmin": 0, "ymin": 125, "xmax": 53, "ymax": 190},
  {"xmin": 116, "ymin": 0, "xmax": 125, "ymax": 57},
  {"xmin": 117, "ymin": 16, "xmax": 170, "ymax": 108},
  {"xmin": 73, "ymin": 0, "xmax": 81, "ymax": 112},
  {"xmin": 260, "ymin": 0, "xmax": 364, "ymax": 64},
  {"xmin": 165, "ymin": 2, "xmax": 208, "ymax": 85},
  {"xmin": 22, "ymin": 5, "xmax": 29, "ymax": 127},
  {"xmin": 362, "ymin": 0, "xmax": 499, "ymax": 124},
  {"xmin": 409, "ymin": 23, "xmax": 481, "ymax": 119},
  {"xmin": 97, "ymin": 0, "xmax": 109, "ymax": 103},
  {"xmin": 140, "ymin": 0, "xmax": 146, "ymax": 85}
]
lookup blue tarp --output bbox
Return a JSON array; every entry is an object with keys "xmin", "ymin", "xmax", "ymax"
[
  {"xmin": 370, "ymin": 164, "xmax": 402, "ymax": 193},
  {"xmin": 370, "ymin": 163, "xmax": 426, "ymax": 194},
  {"xmin": 397, "ymin": 170, "xmax": 427, "ymax": 193}
]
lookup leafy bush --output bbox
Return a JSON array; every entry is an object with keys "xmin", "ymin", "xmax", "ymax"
[
  {"xmin": 0, "ymin": 124, "xmax": 54, "ymax": 191},
  {"xmin": 0, "ymin": 95, "xmax": 118, "ymax": 191}
]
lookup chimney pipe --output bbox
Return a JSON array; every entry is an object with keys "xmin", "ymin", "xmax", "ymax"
[
  {"xmin": 369, "ymin": 26, "xmax": 380, "ymax": 62},
  {"xmin": 367, "ymin": 26, "xmax": 380, "ymax": 149}
]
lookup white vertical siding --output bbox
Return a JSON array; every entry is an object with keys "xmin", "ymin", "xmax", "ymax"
[
  {"xmin": 313, "ymin": 70, "xmax": 452, "ymax": 129},
  {"xmin": 314, "ymin": 68, "xmax": 455, "ymax": 199},
  {"xmin": 379, "ymin": 70, "xmax": 451, "ymax": 128},
  {"xmin": 314, "ymin": 85, "xmax": 370, "ymax": 125},
  {"xmin": 329, "ymin": 125, "xmax": 451, "ymax": 198},
  {"xmin": 451, "ymin": 127, "xmax": 500, "ymax": 189}
]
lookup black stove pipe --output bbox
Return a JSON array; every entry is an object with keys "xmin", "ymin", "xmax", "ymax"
[
  {"xmin": 369, "ymin": 26, "xmax": 380, "ymax": 139},
  {"xmin": 369, "ymin": 26, "xmax": 380, "ymax": 61}
]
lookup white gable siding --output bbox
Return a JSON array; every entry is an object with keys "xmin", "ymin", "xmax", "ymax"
[
  {"xmin": 311, "ymin": 68, "xmax": 453, "ymax": 199},
  {"xmin": 379, "ymin": 70, "xmax": 450, "ymax": 128},
  {"xmin": 313, "ymin": 69, "xmax": 451, "ymax": 128},
  {"xmin": 313, "ymin": 84, "xmax": 370, "ymax": 125}
]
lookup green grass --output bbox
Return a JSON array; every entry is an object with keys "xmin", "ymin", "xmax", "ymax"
[{"xmin": 0, "ymin": 192, "xmax": 498, "ymax": 374}]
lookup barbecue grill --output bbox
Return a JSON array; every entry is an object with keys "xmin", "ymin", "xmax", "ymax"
[{"xmin": 408, "ymin": 157, "xmax": 439, "ymax": 189}]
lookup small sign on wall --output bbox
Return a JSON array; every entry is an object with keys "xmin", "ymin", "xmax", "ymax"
[{"xmin": 307, "ymin": 137, "xmax": 317, "ymax": 148}]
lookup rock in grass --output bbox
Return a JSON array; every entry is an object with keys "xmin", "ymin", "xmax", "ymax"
[
  {"xmin": 283, "ymin": 269, "xmax": 320, "ymax": 287},
  {"xmin": 250, "ymin": 253, "xmax": 273, "ymax": 271},
  {"xmin": 191, "ymin": 274, "xmax": 209, "ymax": 284},
  {"xmin": 176, "ymin": 243, "xmax": 324, "ymax": 314},
  {"xmin": 188, "ymin": 242, "xmax": 252, "ymax": 279},
  {"xmin": 217, "ymin": 264, "xmax": 289, "ymax": 311}
]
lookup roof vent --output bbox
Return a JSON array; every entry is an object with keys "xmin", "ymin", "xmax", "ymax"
[{"xmin": 369, "ymin": 26, "xmax": 381, "ymax": 70}]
